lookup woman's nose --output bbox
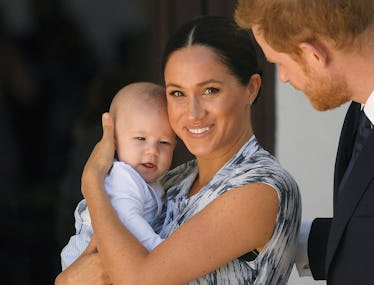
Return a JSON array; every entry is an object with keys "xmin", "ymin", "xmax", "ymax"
[{"xmin": 187, "ymin": 97, "xmax": 205, "ymax": 120}]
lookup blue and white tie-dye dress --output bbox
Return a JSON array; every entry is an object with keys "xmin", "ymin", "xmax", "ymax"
[{"xmin": 154, "ymin": 136, "xmax": 301, "ymax": 285}]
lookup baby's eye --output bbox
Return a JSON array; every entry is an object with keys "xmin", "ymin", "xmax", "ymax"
[
  {"xmin": 169, "ymin": 90, "xmax": 184, "ymax": 97},
  {"xmin": 135, "ymin": 137, "xmax": 146, "ymax": 141},
  {"xmin": 160, "ymin": 140, "xmax": 171, "ymax": 145},
  {"xmin": 203, "ymin": 87, "xmax": 219, "ymax": 95}
]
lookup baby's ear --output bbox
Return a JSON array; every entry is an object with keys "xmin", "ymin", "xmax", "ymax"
[
  {"xmin": 114, "ymin": 151, "xmax": 119, "ymax": 160},
  {"xmin": 113, "ymin": 136, "xmax": 121, "ymax": 160},
  {"xmin": 114, "ymin": 137, "xmax": 117, "ymax": 149},
  {"xmin": 113, "ymin": 131, "xmax": 118, "ymax": 149}
]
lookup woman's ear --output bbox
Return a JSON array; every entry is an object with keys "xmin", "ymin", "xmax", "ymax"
[
  {"xmin": 247, "ymin": 73, "xmax": 261, "ymax": 105},
  {"xmin": 299, "ymin": 41, "xmax": 329, "ymax": 68}
]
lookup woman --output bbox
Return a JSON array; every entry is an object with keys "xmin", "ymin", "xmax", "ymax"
[{"xmin": 56, "ymin": 16, "xmax": 300, "ymax": 285}]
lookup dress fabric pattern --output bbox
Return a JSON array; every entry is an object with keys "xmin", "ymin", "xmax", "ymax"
[{"xmin": 155, "ymin": 136, "xmax": 301, "ymax": 284}]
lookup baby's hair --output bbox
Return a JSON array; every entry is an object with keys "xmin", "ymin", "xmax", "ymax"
[{"xmin": 109, "ymin": 82, "xmax": 166, "ymax": 120}]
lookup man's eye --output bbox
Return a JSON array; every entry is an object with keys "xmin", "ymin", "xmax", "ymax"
[{"xmin": 204, "ymin": 87, "xmax": 219, "ymax": 95}]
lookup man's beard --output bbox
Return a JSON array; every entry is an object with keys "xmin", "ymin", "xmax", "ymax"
[{"xmin": 303, "ymin": 66, "xmax": 351, "ymax": 111}]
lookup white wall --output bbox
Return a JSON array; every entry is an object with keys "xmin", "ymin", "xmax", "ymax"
[{"xmin": 273, "ymin": 70, "xmax": 349, "ymax": 285}]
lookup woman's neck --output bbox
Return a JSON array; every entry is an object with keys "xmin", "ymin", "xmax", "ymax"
[{"xmin": 189, "ymin": 132, "xmax": 253, "ymax": 196}]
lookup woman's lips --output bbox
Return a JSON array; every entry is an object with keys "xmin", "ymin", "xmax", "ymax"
[{"xmin": 188, "ymin": 126, "xmax": 210, "ymax": 134}]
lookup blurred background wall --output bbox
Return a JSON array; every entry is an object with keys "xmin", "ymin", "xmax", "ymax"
[{"xmin": 0, "ymin": 0, "xmax": 346, "ymax": 284}]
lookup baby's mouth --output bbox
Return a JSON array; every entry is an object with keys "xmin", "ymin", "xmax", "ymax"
[{"xmin": 142, "ymin": 162, "xmax": 156, "ymax": 169}]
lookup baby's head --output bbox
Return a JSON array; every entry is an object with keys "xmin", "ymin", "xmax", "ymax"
[{"xmin": 109, "ymin": 82, "xmax": 176, "ymax": 183}]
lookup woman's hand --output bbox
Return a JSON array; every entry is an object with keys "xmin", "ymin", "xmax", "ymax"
[
  {"xmin": 82, "ymin": 113, "xmax": 115, "ymax": 197},
  {"xmin": 55, "ymin": 236, "xmax": 111, "ymax": 285}
]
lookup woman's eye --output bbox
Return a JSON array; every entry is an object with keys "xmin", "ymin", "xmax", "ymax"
[
  {"xmin": 169, "ymin": 90, "xmax": 184, "ymax": 97},
  {"xmin": 204, "ymin": 87, "xmax": 219, "ymax": 95}
]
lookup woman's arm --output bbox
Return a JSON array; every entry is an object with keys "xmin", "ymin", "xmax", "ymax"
[{"xmin": 82, "ymin": 113, "xmax": 279, "ymax": 285}]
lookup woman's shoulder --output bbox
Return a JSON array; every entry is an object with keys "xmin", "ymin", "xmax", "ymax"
[
  {"xmin": 227, "ymin": 137, "xmax": 283, "ymax": 174},
  {"xmin": 160, "ymin": 159, "xmax": 197, "ymax": 189},
  {"xmin": 223, "ymin": 137, "xmax": 299, "ymax": 195}
]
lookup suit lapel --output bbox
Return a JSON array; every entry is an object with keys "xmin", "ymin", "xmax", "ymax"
[
  {"xmin": 333, "ymin": 102, "xmax": 360, "ymax": 205},
  {"xmin": 326, "ymin": 131, "xmax": 374, "ymax": 272}
]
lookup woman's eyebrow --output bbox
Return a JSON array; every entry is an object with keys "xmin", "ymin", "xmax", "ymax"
[
  {"xmin": 165, "ymin": 83, "xmax": 182, "ymax": 88},
  {"xmin": 197, "ymin": 79, "xmax": 223, "ymax": 86},
  {"xmin": 166, "ymin": 79, "xmax": 223, "ymax": 89}
]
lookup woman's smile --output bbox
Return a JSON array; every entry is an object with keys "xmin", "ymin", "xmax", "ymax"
[{"xmin": 188, "ymin": 125, "xmax": 212, "ymax": 135}]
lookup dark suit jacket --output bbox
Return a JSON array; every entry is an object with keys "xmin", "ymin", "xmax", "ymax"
[{"xmin": 308, "ymin": 102, "xmax": 374, "ymax": 285}]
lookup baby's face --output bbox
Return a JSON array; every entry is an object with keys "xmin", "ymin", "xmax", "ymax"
[{"xmin": 115, "ymin": 100, "xmax": 176, "ymax": 183}]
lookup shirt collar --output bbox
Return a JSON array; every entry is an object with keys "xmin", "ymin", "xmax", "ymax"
[{"xmin": 363, "ymin": 90, "xmax": 374, "ymax": 125}]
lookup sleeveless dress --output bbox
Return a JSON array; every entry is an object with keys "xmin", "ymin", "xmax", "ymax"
[{"xmin": 154, "ymin": 136, "xmax": 301, "ymax": 285}]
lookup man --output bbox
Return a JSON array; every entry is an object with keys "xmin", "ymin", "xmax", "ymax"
[{"xmin": 235, "ymin": 1, "xmax": 374, "ymax": 285}]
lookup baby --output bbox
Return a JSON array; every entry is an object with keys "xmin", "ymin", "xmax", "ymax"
[{"xmin": 61, "ymin": 82, "xmax": 176, "ymax": 270}]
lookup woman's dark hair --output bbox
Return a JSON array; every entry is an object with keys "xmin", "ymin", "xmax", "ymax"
[{"xmin": 162, "ymin": 16, "xmax": 262, "ymax": 86}]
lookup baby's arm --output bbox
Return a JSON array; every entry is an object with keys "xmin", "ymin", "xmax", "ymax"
[
  {"xmin": 106, "ymin": 162, "xmax": 164, "ymax": 251},
  {"xmin": 60, "ymin": 199, "xmax": 93, "ymax": 270},
  {"xmin": 112, "ymin": 196, "xmax": 164, "ymax": 251}
]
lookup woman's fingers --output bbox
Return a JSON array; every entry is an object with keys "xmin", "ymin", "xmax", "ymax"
[
  {"xmin": 101, "ymin": 112, "xmax": 114, "ymax": 144},
  {"xmin": 96, "ymin": 112, "xmax": 115, "ymax": 172},
  {"xmin": 82, "ymin": 113, "xmax": 115, "ymax": 189}
]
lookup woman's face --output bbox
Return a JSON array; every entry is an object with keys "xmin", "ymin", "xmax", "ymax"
[{"xmin": 164, "ymin": 45, "xmax": 258, "ymax": 160}]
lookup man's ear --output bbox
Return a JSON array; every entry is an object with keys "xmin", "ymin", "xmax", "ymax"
[{"xmin": 299, "ymin": 41, "xmax": 329, "ymax": 68}]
